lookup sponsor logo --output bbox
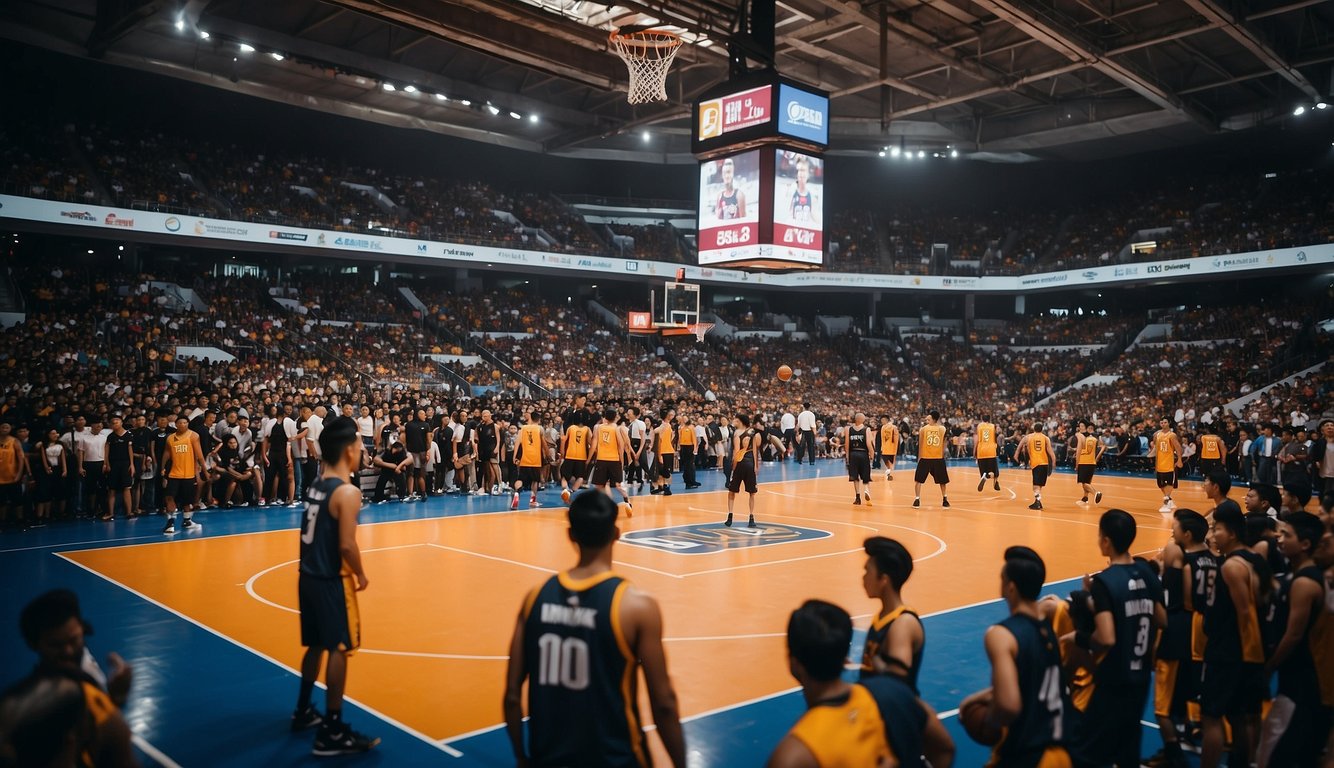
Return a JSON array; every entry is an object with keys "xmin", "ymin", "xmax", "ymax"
[
  {"xmin": 60, "ymin": 210, "xmax": 98, "ymax": 222},
  {"xmin": 1144, "ymin": 262, "xmax": 1190, "ymax": 274},
  {"xmin": 1081, "ymin": 270, "xmax": 1099, "ymax": 281},
  {"xmin": 442, "ymin": 246, "xmax": 473, "ymax": 257},
  {"xmin": 1296, "ymin": 251, "xmax": 1307, "ymax": 262},
  {"xmin": 416, "ymin": 244, "xmax": 428, "ymax": 253},
  {"xmin": 786, "ymin": 100, "xmax": 824, "ymax": 130},
  {"xmin": 1113, "ymin": 266, "xmax": 1139, "ymax": 277},
  {"xmin": 494, "ymin": 250, "xmax": 526, "ymax": 262},
  {"xmin": 104, "ymin": 213, "xmax": 134, "ymax": 228},
  {"xmin": 543, "ymin": 254, "xmax": 572, "ymax": 266},
  {"xmin": 1019, "ymin": 273, "xmax": 1070, "ymax": 286},
  {"xmin": 621, "ymin": 522, "xmax": 831, "ymax": 555},
  {"xmin": 628, "ymin": 312, "xmax": 652, "ymax": 330},
  {"xmin": 164, "ymin": 217, "xmax": 181, "ymax": 232},
  {"xmin": 193, "ymin": 220, "xmax": 248, "ymax": 237},
  {"xmin": 332, "ymin": 236, "xmax": 383, "ymax": 251},
  {"xmin": 268, "ymin": 230, "xmax": 307, "ymax": 242},
  {"xmin": 577, "ymin": 259, "xmax": 613, "ymax": 269},
  {"xmin": 1212, "ymin": 256, "xmax": 1258, "ymax": 269},
  {"xmin": 941, "ymin": 277, "xmax": 978, "ymax": 288},
  {"xmin": 316, "ymin": 233, "xmax": 326, "ymax": 245},
  {"xmin": 625, "ymin": 261, "xmax": 639, "ymax": 272},
  {"xmin": 782, "ymin": 228, "xmax": 816, "ymax": 246}
]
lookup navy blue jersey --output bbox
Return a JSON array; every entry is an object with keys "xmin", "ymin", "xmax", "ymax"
[
  {"xmin": 859, "ymin": 606, "xmax": 923, "ymax": 693},
  {"xmin": 1090, "ymin": 561, "xmax": 1163, "ymax": 687},
  {"xmin": 847, "ymin": 425, "xmax": 870, "ymax": 454},
  {"xmin": 1204, "ymin": 550, "xmax": 1267, "ymax": 664},
  {"xmin": 523, "ymin": 572, "xmax": 647, "ymax": 768},
  {"xmin": 860, "ymin": 675, "xmax": 926, "ymax": 768},
  {"xmin": 1271, "ymin": 566, "xmax": 1325, "ymax": 703},
  {"xmin": 1185, "ymin": 549, "xmax": 1218, "ymax": 615},
  {"xmin": 991, "ymin": 613, "xmax": 1068, "ymax": 767},
  {"xmin": 299, "ymin": 477, "xmax": 345, "ymax": 579}
]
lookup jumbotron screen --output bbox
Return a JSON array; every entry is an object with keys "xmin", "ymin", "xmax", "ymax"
[
  {"xmin": 772, "ymin": 149, "xmax": 823, "ymax": 266},
  {"xmin": 697, "ymin": 149, "xmax": 762, "ymax": 265}
]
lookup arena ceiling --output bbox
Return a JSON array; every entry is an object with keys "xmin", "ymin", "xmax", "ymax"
[{"xmin": 2, "ymin": 0, "xmax": 1332, "ymax": 162}]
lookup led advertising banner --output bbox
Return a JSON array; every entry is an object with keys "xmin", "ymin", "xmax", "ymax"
[
  {"xmin": 772, "ymin": 149, "xmax": 823, "ymax": 266},
  {"xmin": 696, "ymin": 85, "xmax": 773, "ymax": 143},
  {"xmin": 697, "ymin": 150, "xmax": 762, "ymax": 265},
  {"xmin": 776, "ymin": 84, "xmax": 828, "ymax": 146}
]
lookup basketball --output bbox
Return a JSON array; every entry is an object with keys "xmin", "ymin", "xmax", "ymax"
[
  {"xmin": 777, "ymin": 364, "xmax": 793, "ymax": 382},
  {"xmin": 961, "ymin": 693, "xmax": 1000, "ymax": 746}
]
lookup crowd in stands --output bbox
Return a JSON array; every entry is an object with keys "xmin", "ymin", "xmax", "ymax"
[{"xmin": 0, "ymin": 120, "xmax": 101, "ymax": 204}]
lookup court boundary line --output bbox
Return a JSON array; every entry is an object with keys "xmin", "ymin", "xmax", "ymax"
[
  {"xmin": 243, "ymin": 543, "xmax": 431, "ymax": 615},
  {"xmin": 130, "ymin": 734, "xmax": 183, "ymax": 768},
  {"xmin": 424, "ymin": 542, "xmax": 686, "ymax": 580},
  {"xmin": 54, "ymin": 552, "xmax": 468, "ymax": 759}
]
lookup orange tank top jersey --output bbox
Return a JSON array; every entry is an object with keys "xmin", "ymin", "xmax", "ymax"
[
  {"xmin": 1027, "ymin": 434, "xmax": 1050, "ymax": 467},
  {"xmin": 1155, "ymin": 432, "xmax": 1177, "ymax": 472},
  {"xmin": 788, "ymin": 684, "xmax": 897, "ymax": 768},
  {"xmin": 1076, "ymin": 435, "xmax": 1099, "ymax": 466},
  {"xmin": 518, "ymin": 424, "xmax": 545, "ymax": 467},
  {"xmin": 918, "ymin": 425, "xmax": 946, "ymax": 459},
  {"xmin": 595, "ymin": 424, "xmax": 621, "ymax": 462},
  {"xmin": 657, "ymin": 425, "xmax": 675, "ymax": 455},
  {"xmin": 1199, "ymin": 434, "xmax": 1223, "ymax": 460},
  {"xmin": 976, "ymin": 423, "xmax": 998, "ymax": 459},
  {"xmin": 0, "ymin": 438, "xmax": 19, "ymax": 484},
  {"xmin": 565, "ymin": 425, "xmax": 591, "ymax": 461},
  {"xmin": 879, "ymin": 424, "xmax": 899, "ymax": 456},
  {"xmin": 166, "ymin": 433, "xmax": 196, "ymax": 478},
  {"xmin": 1048, "ymin": 599, "xmax": 1098, "ymax": 712}
]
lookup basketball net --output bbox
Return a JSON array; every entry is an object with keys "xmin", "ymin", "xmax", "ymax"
[
  {"xmin": 609, "ymin": 30, "xmax": 683, "ymax": 104},
  {"xmin": 689, "ymin": 322, "xmax": 713, "ymax": 343}
]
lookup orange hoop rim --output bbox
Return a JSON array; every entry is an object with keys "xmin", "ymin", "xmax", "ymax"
[{"xmin": 609, "ymin": 29, "xmax": 683, "ymax": 51}]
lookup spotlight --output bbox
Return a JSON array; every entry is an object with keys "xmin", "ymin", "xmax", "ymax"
[
  {"xmin": 434, "ymin": 93, "xmax": 447, "ymax": 101},
  {"xmin": 459, "ymin": 99, "xmax": 472, "ymax": 107},
  {"xmin": 917, "ymin": 150, "xmax": 925, "ymax": 158},
  {"xmin": 87, "ymin": 249, "xmax": 94, "ymax": 254},
  {"xmin": 509, "ymin": 111, "xmax": 521, "ymax": 119},
  {"xmin": 878, "ymin": 150, "xmax": 886, "ymax": 157},
  {"xmin": 1293, "ymin": 105, "xmax": 1306, "ymax": 116},
  {"xmin": 382, "ymin": 83, "xmax": 396, "ymax": 92},
  {"xmin": 642, "ymin": 130, "xmax": 651, "ymax": 142},
  {"xmin": 403, "ymin": 85, "xmax": 417, "ymax": 93},
  {"xmin": 118, "ymin": 245, "xmax": 125, "ymax": 251},
  {"xmin": 269, "ymin": 52, "xmax": 284, "ymax": 61},
  {"xmin": 1317, "ymin": 102, "xmax": 1330, "ymax": 110},
  {"xmin": 951, "ymin": 149, "xmax": 959, "ymax": 158},
  {"xmin": 175, "ymin": 18, "xmax": 185, "ymax": 31},
  {"xmin": 529, "ymin": 114, "xmax": 539, "ymax": 123},
  {"xmin": 486, "ymin": 104, "xmax": 500, "ymax": 115},
  {"xmin": 199, "ymin": 30, "xmax": 209, "ymax": 39},
  {"xmin": 238, "ymin": 43, "xmax": 255, "ymax": 53},
  {"xmin": 889, "ymin": 146, "xmax": 901, "ymax": 158}
]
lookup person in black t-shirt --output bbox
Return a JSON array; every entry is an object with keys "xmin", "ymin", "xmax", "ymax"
[
  {"xmin": 103, "ymin": 416, "xmax": 135, "ymax": 521},
  {"xmin": 370, "ymin": 442, "xmax": 410, "ymax": 504},
  {"xmin": 403, "ymin": 410, "xmax": 431, "ymax": 502},
  {"xmin": 147, "ymin": 411, "xmax": 172, "ymax": 514},
  {"xmin": 130, "ymin": 414, "xmax": 152, "ymax": 515}
]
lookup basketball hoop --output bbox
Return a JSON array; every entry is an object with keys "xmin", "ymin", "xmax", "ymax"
[
  {"xmin": 609, "ymin": 29, "xmax": 683, "ymax": 104},
  {"xmin": 688, "ymin": 322, "xmax": 714, "ymax": 343}
]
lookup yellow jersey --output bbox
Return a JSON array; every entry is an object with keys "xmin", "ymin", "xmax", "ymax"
[
  {"xmin": 976, "ymin": 422, "xmax": 997, "ymax": 459},
  {"xmin": 1076, "ymin": 435, "xmax": 1099, "ymax": 466},
  {"xmin": 657, "ymin": 425, "xmax": 676, "ymax": 456},
  {"xmin": 879, "ymin": 424, "xmax": 899, "ymax": 456},
  {"xmin": 518, "ymin": 424, "xmax": 545, "ymax": 468},
  {"xmin": 918, "ymin": 424, "xmax": 946, "ymax": 460},
  {"xmin": 1199, "ymin": 434, "xmax": 1223, "ymax": 460},
  {"xmin": 1154, "ymin": 431, "xmax": 1177, "ymax": 473},
  {"xmin": 564, "ymin": 425, "xmax": 591, "ymax": 461},
  {"xmin": 1026, "ymin": 434, "xmax": 1050, "ymax": 467},
  {"xmin": 594, "ymin": 423, "xmax": 621, "ymax": 462},
  {"xmin": 166, "ymin": 432, "xmax": 196, "ymax": 479},
  {"xmin": 0, "ymin": 437, "xmax": 20, "ymax": 484},
  {"xmin": 788, "ymin": 684, "xmax": 897, "ymax": 768}
]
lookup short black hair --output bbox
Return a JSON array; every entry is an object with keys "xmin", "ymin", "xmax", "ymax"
[
  {"xmin": 569, "ymin": 490, "xmax": 618, "ymax": 549},
  {"xmin": 603, "ymin": 407, "xmax": 617, "ymax": 423},
  {"xmin": 1099, "ymin": 509, "xmax": 1137, "ymax": 554},
  {"xmin": 1002, "ymin": 546, "xmax": 1046, "ymax": 600},
  {"xmin": 0, "ymin": 672, "xmax": 87, "ymax": 766},
  {"xmin": 786, "ymin": 599, "xmax": 852, "ymax": 683},
  {"xmin": 1244, "ymin": 513, "xmax": 1274, "ymax": 546},
  {"xmin": 1281, "ymin": 483, "xmax": 1311, "ymax": 508},
  {"xmin": 1252, "ymin": 483, "xmax": 1282, "ymax": 511},
  {"xmin": 863, "ymin": 536, "xmax": 913, "ymax": 591},
  {"xmin": 928, "ymin": 410, "xmax": 940, "ymax": 422},
  {"xmin": 1282, "ymin": 510, "xmax": 1324, "ymax": 556},
  {"xmin": 318, "ymin": 416, "xmax": 359, "ymax": 461},
  {"xmin": 1204, "ymin": 468, "xmax": 1231, "ymax": 495},
  {"xmin": 736, "ymin": 413, "xmax": 751, "ymax": 427},
  {"xmin": 1173, "ymin": 508, "xmax": 1208, "ymax": 544},
  {"xmin": 1214, "ymin": 502, "xmax": 1246, "ymax": 540},
  {"xmin": 20, "ymin": 590, "xmax": 85, "ymax": 650}
]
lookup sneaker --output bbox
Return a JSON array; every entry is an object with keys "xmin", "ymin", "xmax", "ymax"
[
  {"xmin": 863, "ymin": 490, "xmax": 871, "ymax": 501},
  {"xmin": 258, "ymin": 498, "xmax": 268, "ymax": 507},
  {"xmin": 853, "ymin": 495, "xmax": 862, "ymax": 506},
  {"xmin": 162, "ymin": 521, "xmax": 176, "ymax": 535},
  {"xmin": 942, "ymin": 498, "xmax": 950, "ymax": 508},
  {"xmin": 376, "ymin": 499, "xmax": 389, "ymax": 505},
  {"xmin": 725, "ymin": 513, "xmax": 733, "ymax": 527},
  {"xmin": 312, "ymin": 723, "xmax": 380, "ymax": 757},
  {"xmin": 747, "ymin": 515, "xmax": 756, "ymax": 528},
  {"xmin": 1141, "ymin": 748, "xmax": 1187, "ymax": 768},
  {"xmin": 100, "ymin": 514, "xmax": 114, "ymax": 522},
  {"xmin": 912, "ymin": 498, "xmax": 920, "ymax": 508},
  {"xmin": 885, "ymin": 471, "xmax": 892, "ymax": 481},
  {"xmin": 561, "ymin": 489, "xmax": 572, "ymax": 504},
  {"xmin": 649, "ymin": 486, "xmax": 662, "ymax": 495},
  {"xmin": 183, "ymin": 518, "xmax": 200, "ymax": 531},
  {"xmin": 288, "ymin": 500, "xmax": 303, "ymax": 508},
  {"xmin": 291, "ymin": 705, "xmax": 323, "ymax": 732},
  {"xmin": 1080, "ymin": 496, "xmax": 1089, "ymax": 503},
  {"xmin": 471, "ymin": 489, "xmax": 488, "ymax": 496},
  {"xmin": 621, "ymin": 501, "xmax": 632, "ymax": 518},
  {"xmin": 510, "ymin": 494, "xmax": 519, "ymax": 510},
  {"xmin": 529, "ymin": 498, "xmax": 539, "ymax": 508},
  {"xmin": 993, "ymin": 481, "xmax": 1000, "ymax": 491},
  {"xmin": 1094, "ymin": 491, "xmax": 1103, "ymax": 504},
  {"xmin": 977, "ymin": 477, "xmax": 987, "ymax": 492},
  {"xmin": 1028, "ymin": 501, "xmax": 1043, "ymax": 510},
  {"xmin": 663, "ymin": 488, "xmax": 672, "ymax": 496}
]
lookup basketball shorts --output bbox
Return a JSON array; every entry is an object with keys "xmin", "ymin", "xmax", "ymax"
[
  {"xmin": 410, "ymin": 452, "xmax": 427, "ymax": 472},
  {"xmin": 914, "ymin": 458, "xmax": 949, "ymax": 485},
  {"xmin": 560, "ymin": 459, "xmax": 587, "ymax": 482},
  {"xmin": 847, "ymin": 453, "xmax": 871, "ymax": 483},
  {"xmin": 107, "ymin": 463, "xmax": 133, "ymax": 491},
  {"xmin": 977, "ymin": 457, "xmax": 999, "ymax": 477},
  {"xmin": 517, "ymin": 466, "xmax": 542, "ymax": 485},
  {"xmin": 299, "ymin": 573, "xmax": 360, "ymax": 653},
  {"xmin": 0, "ymin": 482, "xmax": 19, "ymax": 505},
  {"xmin": 1198, "ymin": 458, "xmax": 1220, "ymax": 477},
  {"xmin": 1076, "ymin": 464, "xmax": 1096, "ymax": 484},
  {"xmin": 728, "ymin": 460, "xmax": 757, "ymax": 494},
  {"xmin": 1074, "ymin": 682, "xmax": 1149, "ymax": 768},
  {"xmin": 1200, "ymin": 660, "xmax": 1265, "ymax": 719},
  {"xmin": 1156, "ymin": 471, "xmax": 1178, "ymax": 489},
  {"xmin": 591, "ymin": 459, "xmax": 623, "ymax": 487},
  {"xmin": 881, "ymin": 453, "xmax": 897, "ymax": 467},
  {"xmin": 164, "ymin": 477, "xmax": 197, "ymax": 504},
  {"xmin": 657, "ymin": 454, "xmax": 675, "ymax": 478},
  {"xmin": 478, "ymin": 445, "xmax": 495, "ymax": 463},
  {"xmin": 1154, "ymin": 658, "xmax": 1192, "ymax": 719}
]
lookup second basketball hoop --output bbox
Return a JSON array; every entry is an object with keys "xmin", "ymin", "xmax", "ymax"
[{"xmin": 609, "ymin": 29, "xmax": 683, "ymax": 104}]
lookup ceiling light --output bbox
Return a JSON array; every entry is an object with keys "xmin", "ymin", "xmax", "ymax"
[
  {"xmin": 238, "ymin": 43, "xmax": 255, "ymax": 53},
  {"xmin": 382, "ymin": 83, "xmax": 396, "ymax": 91},
  {"xmin": 118, "ymin": 245, "xmax": 125, "ymax": 251},
  {"xmin": 434, "ymin": 93, "xmax": 447, "ymax": 101},
  {"xmin": 486, "ymin": 104, "xmax": 500, "ymax": 115},
  {"xmin": 175, "ymin": 19, "xmax": 185, "ymax": 31},
  {"xmin": 509, "ymin": 111, "xmax": 521, "ymax": 119},
  {"xmin": 87, "ymin": 249, "xmax": 94, "ymax": 254},
  {"xmin": 917, "ymin": 150, "xmax": 925, "ymax": 158},
  {"xmin": 403, "ymin": 85, "xmax": 417, "ymax": 93},
  {"xmin": 951, "ymin": 149, "xmax": 959, "ymax": 158},
  {"xmin": 1317, "ymin": 102, "xmax": 1329, "ymax": 110},
  {"xmin": 878, "ymin": 150, "xmax": 886, "ymax": 157},
  {"xmin": 459, "ymin": 99, "xmax": 472, "ymax": 107},
  {"xmin": 889, "ymin": 146, "xmax": 900, "ymax": 158},
  {"xmin": 642, "ymin": 131, "xmax": 651, "ymax": 142},
  {"xmin": 529, "ymin": 114, "xmax": 539, "ymax": 123},
  {"xmin": 269, "ymin": 52, "xmax": 284, "ymax": 61},
  {"xmin": 1293, "ymin": 105, "xmax": 1305, "ymax": 116},
  {"xmin": 198, "ymin": 30, "xmax": 209, "ymax": 39}
]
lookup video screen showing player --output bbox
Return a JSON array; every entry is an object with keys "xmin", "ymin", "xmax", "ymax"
[
  {"xmin": 773, "ymin": 150, "xmax": 823, "ymax": 228},
  {"xmin": 698, "ymin": 151, "xmax": 760, "ymax": 227}
]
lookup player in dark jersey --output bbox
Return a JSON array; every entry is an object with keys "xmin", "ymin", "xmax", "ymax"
[
  {"xmin": 1145, "ymin": 510, "xmax": 1198, "ymax": 768},
  {"xmin": 789, "ymin": 157, "xmax": 815, "ymax": 223},
  {"xmin": 1200, "ymin": 502, "xmax": 1268, "ymax": 768},
  {"xmin": 859, "ymin": 537, "xmax": 924, "ymax": 692},
  {"xmin": 103, "ymin": 416, "xmax": 135, "ymax": 521},
  {"xmin": 1072, "ymin": 509, "xmax": 1166, "ymax": 768},
  {"xmin": 291, "ymin": 416, "xmax": 378, "ymax": 756},
  {"xmin": 770, "ymin": 599, "xmax": 954, "ymax": 768},
  {"xmin": 725, "ymin": 413, "xmax": 759, "ymax": 528},
  {"xmin": 504, "ymin": 491, "xmax": 682, "ymax": 767},
  {"xmin": 1257, "ymin": 511, "xmax": 1326, "ymax": 767},
  {"xmin": 961, "ymin": 546, "xmax": 1072, "ymax": 768},
  {"xmin": 715, "ymin": 157, "xmax": 746, "ymax": 220},
  {"xmin": 846, "ymin": 412, "xmax": 873, "ymax": 506}
]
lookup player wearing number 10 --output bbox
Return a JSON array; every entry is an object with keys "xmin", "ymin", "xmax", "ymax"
[{"xmin": 504, "ymin": 491, "xmax": 686, "ymax": 768}]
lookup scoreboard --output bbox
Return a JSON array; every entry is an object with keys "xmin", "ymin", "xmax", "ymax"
[{"xmin": 692, "ymin": 72, "xmax": 828, "ymax": 270}]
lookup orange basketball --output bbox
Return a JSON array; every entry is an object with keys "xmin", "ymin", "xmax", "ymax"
[
  {"xmin": 777, "ymin": 364, "xmax": 793, "ymax": 382},
  {"xmin": 961, "ymin": 693, "xmax": 1000, "ymax": 746}
]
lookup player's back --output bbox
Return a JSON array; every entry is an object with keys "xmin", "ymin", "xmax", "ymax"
[
  {"xmin": 523, "ymin": 572, "xmax": 647, "ymax": 767},
  {"xmin": 919, "ymin": 424, "xmax": 945, "ymax": 460},
  {"xmin": 976, "ymin": 423, "xmax": 997, "ymax": 459},
  {"xmin": 300, "ymin": 477, "xmax": 345, "ymax": 579},
  {"xmin": 989, "ymin": 613, "xmax": 1069, "ymax": 767}
]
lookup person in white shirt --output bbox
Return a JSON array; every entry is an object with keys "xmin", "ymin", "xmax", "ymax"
[
  {"xmin": 796, "ymin": 404, "xmax": 817, "ymax": 465},
  {"xmin": 78, "ymin": 418, "xmax": 112, "ymax": 519},
  {"xmin": 626, "ymin": 406, "xmax": 649, "ymax": 487},
  {"xmin": 780, "ymin": 409, "xmax": 797, "ymax": 459}
]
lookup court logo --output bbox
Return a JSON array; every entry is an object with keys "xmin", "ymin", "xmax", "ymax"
[
  {"xmin": 621, "ymin": 522, "xmax": 831, "ymax": 555},
  {"xmin": 164, "ymin": 217, "xmax": 181, "ymax": 232}
]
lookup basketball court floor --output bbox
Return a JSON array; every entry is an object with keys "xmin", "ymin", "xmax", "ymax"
[{"xmin": 0, "ymin": 458, "xmax": 1218, "ymax": 766}]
